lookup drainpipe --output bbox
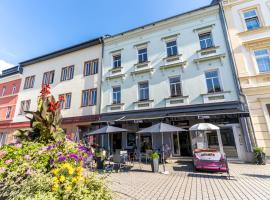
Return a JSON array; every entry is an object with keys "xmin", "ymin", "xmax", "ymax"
[
  {"xmin": 217, "ymin": 2, "xmax": 256, "ymax": 152},
  {"xmin": 98, "ymin": 37, "xmax": 104, "ymax": 115}
]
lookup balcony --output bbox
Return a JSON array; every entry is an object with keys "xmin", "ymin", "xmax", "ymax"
[
  {"xmin": 164, "ymin": 96, "xmax": 189, "ymax": 107},
  {"xmin": 131, "ymin": 61, "xmax": 154, "ymax": 76},
  {"xmin": 105, "ymin": 67, "xmax": 125, "ymax": 80},
  {"xmin": 133, "ymin": 99, "xmax": 154, "ymax": 110},
  {"xmin": 106, "ymin": 103, "xmax": 125, "ymax": 112},
  {"xmin": 193, "ymin": 46, "xmax": 225, "ymax": 69},
  {"xmin": 201, "ymin": 91, "xmax": 231, "ymax": 103}
]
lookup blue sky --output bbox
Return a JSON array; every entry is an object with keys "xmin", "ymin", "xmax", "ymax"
[{"xmin": 0, "ymin": 0, "xmax": 211, "ymax": 71}]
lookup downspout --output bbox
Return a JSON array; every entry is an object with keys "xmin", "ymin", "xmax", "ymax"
[
  {"xmin": 217, "ymin": 1, "xmax": 257, "ymax": 151},
  {"xmin": 98, "ymin": 37, "xmax": 104, "ymax": 116}
]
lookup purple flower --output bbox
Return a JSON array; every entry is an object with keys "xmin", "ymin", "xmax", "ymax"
[
  {"xmin": 24, "ymin": 155, "xmax": 31, "ymax": 160},
  {"xmin": 26, "ymin": 168, "xmax": 31, "ymax": 175},
  {"xmin": 50, "ymin": 158, "xmax": 54, "ymax": 163},
  {"xmin": 0, "ymin": 167, "xmax": 6, "ymax": 173},
  {"xmin": 10, "ymin": 139, "xmax": 18, "ymax": 144},
  {"xmin": 5, "ymin": 159, "xmax": 13, "ymax": 165},
  {"xmin": 58, "ymin": 156, "xmax": 66, "ymax": 162},
  {"xmin": 46, "ymin": 145, "xmax": 54, "ymax": 150},
  {"xmin": 69, "ymin": 153, "xmax": 79, "ymax": 160}
]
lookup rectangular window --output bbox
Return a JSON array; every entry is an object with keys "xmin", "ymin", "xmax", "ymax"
[
  {"xmin": 5, "ymin": 107, "xmax": 12, "ymax": 119},
  {"xmin": 255, "ymin": 49, "xmax": 270, "ymax": 73},
  {"xmin": 243, "ymin": 10, "xmax": 260, "ymax": 30},
  {"xmin": 112, "ymin": 86, "xmax": 121, "ymax": 104},
  {"xmin": 205, "ymin": 70, "xmax": 222, "ymax": 93},
  {"xmin": 61, "ymin": 65, "xmax": 74, "ymax": 81},
  {"xmin": 138, "ymin": 82, "xmax": 149, "ymax": 101},
  {"xmin": 1, "ymin": 87, "xmax": 6, "ymax": 96},
  {"xmin": 113, "ymin": 55, "xmax": 121, "ymax": 68},
  {"xmin": 169, "ymin": 76, "xmax": 182, "ymax": 97},
  {"xmin": 0, "ymin": 133, "xmax": 7, "ymax": 147},
  {"xmin": 59, "ymin": 93, "xmax": 72, "ymax": 109},
  {"xmin": 199, "ymin": 32, "xmax": 214, "ymax": 49},
  {"xmin": 11, "ymin": 85, "xmax": 16, "ymax": 94},
  {"xmin": 166, "ymin": 40, "xmax": 178, "ymax": 57},
  {"xmin": 81, "ymin": 89, "xmax": 97, "ymax": 107},
  {"xmin": 90, "ymin": 89, "xmax": 97, "ymax": 105},
  {"xmin": 19, "ymin": 100, "xmax": 31, "ymax": 115},
  {"xmin": 42, "ymin": 70, "xmax": 54, "ymax": 85},
  {"xmin": 138, "ymin": 48, "xmax": 148, "ymax": 63},
  {"xmin": 84, "ymin": 59, "xmax": 99, "ymax": 76},
  {"xmin": 23, "ymin": 76, "xmax": 35, "ymax": 89}
]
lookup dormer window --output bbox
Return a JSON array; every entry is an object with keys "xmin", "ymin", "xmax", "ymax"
[
  {"xmin": 243, "ymin": 9, "xmax": 260, "ymax": 30},
  {"xmin": 113, "ymin": 55, "xmax": 121, "ymax": 68},
  {"xmin": 138, "ymin": 48, "xmax": 148, "ymax": 63},
  {"xmin": 166, "ymin": 40, "xmax": 178, "ymax": 57},
  {"xmin": 199, "ymin": 32, "xmax": 214, "ymax": 49},
  {"xmin": 1, "ymin": 87, "xmax": 6, "ymax": 96}
]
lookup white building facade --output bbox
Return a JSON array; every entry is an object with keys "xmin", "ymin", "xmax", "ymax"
[
  {"xmin": 99, "ymin": 4, "xmax": 253, "ymax": 161},
  {"xmin": 13, "ymin": 38, "xmax": 103, "ymax": 138}
]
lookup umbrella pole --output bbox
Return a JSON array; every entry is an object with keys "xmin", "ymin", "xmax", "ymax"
[
  {"xmin": 101, "ymin": 135, "xmax": 104, "ymax": 148},
  {"xmin": 162, "ymin": 132, "xmax": 165, "ymax": 172},
  {"xmin": 108, "ymin": 133, "xmax": 110, "ymax": 156}
]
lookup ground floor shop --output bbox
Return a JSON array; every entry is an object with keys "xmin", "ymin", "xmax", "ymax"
[{"xmin": 91, "ymin": 101, "xmax": 255, "ymax": 162}]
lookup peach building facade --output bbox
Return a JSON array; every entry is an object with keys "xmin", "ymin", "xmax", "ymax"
[{"xmin": 221, "ymin": 0, "xmax": 270, "ymax": 155}]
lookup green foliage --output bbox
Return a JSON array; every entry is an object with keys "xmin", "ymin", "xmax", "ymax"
[
  {"xmin": 149, "ymin": 152, "xmax": 159, "ymax": 160},
  {"xmin": 253, "ymin": 147, "xmax": 266, "ymax": 165}
]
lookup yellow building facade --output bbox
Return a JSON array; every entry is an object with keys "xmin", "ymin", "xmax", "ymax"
[{"xmin": 222, "ymin": 0, "xmax": 270, "ymax": 155}]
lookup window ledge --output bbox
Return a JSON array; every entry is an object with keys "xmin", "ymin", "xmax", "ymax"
[
  {"xmin": 106, "ymin": 73, "xmax": 125, "ymax": 80},
  {"xmin": 164, "ymin": 95, "xmax": 189, "ymax": 100},
  {"xmin": 107, "ymin": 103, "xmax": 125, "ymax": 106},
  {"xmin": 200, "ymin": 91, "xmax": 231, "ymax": 96},
  {"xmin": 130, "ymin": 68, "xmax": 154, "ymax": 76},
  {"xmin": 160, "ymin": 61, "xmax": 187, "ymax": 70},
  {"xmin": 196, "ymin": 46, "xmax": 220, "ymax": 53},
  {"xmin": 133, "ymin": 99, "xmax": 154, "ymax": 104},
  {"xmin": 238, "ymin": 26, "xmax": 270, "ymax": 36},
  {"xmin": 134, "ymin": 61, "xmax": 150, "ymax": 67},
  {"xmin": 193, "ymin": 53, "xmax": 226, "ymax": 64},
  {"xmin": 108, "ymin": 67, "xmax": 123, "ymax": 73},
  {"xmin": 163, "ymin": 54, "xmax": 182, "ymax": 62}
]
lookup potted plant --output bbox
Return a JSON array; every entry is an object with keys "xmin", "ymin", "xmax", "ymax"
[
  {"xmin": 150, "ymin": 152, "xmax": 159, "ymax": 172},
  {"xmin": 253, "ymin": 147, "xmax": 267, "ymax": 165},
  {"xmin": 95, "ymin": 148, "xmax": 105, "ymax": 170}
]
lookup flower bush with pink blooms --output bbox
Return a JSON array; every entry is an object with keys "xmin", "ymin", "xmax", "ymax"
[{"xmin": 0, "ymin": 85, "xmax": 111, "ymax": 200}]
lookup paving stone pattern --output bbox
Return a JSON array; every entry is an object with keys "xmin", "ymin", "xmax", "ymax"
[{"xmin": 108, "ymin": 161, "xmax": 270, "ymax": 200}]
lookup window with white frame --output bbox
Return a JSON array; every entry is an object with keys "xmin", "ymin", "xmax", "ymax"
[
  {"xmin": 1, "ymin": 86, "xmax": 6, "ymax": 96},
  {"xmin": 243, "ymin": 9, "xmax": 261, "ymax": 30},
  {"xmin": 113, "ymin": 54, "xmax": 121, "ymax": 68},
  {"xmin": 84, "ymin": 59, "xmax": 99, "ymax": 76},
  {"xmin": 254, "ymin": 49, "xmax": 270, "ymax": 73},
  {"xmin": 42, "ymin": 70, "xmax": 54, "ymax": 85},
  {"xmin": 0, "ymin": 133, "xmax": 7, "ymax": 147},
  {"xmin": 199, "ymin": 32, "xmax": 214, "ymax": 49},
  {"xmin": 23, "ymin": 76, "xmax": 35, "ymax": 89},
  {"xmin": 11, "ymin": 85, "xmax": 16, "ymax": 94},
  {"xmin": 112, "ymin": 86, "xmax": 121, "ymax": 104},
  {"xmin": 61, "ymin": 65, "xmax": 74, "ymax": 81},
  {"xmin": 59, "ymin": 93, "xmax": 72, "ymax": 109},
  {"xmin": 166, "ymin": 40, "xmax": 178, "ymax": 57},
  {"xmin": 19, "ymin": 100, "xmax": 31, "ymax": 115},
  {"xmin": 205, "ymin": 70, "xmax": 222, "ymax": 93},
  {"xmin": 138, "ymin": 48, "xmax": 148, "ymax": 63},
  {"xmin": 81, "ymin": 89, "xmax": 97, "ymax": 107},
  {"xmin": 5, "ymin": 106, "xmax": 12, "ymax": 119},
  {"xmin": 138, "ymin": 82, "xmax": 149, "ymax": 101},
  {"xmin": 169, "ymin": 76, "xmax": 182, "ymax": 97}
]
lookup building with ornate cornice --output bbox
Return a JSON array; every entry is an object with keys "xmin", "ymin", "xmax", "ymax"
[{"xmin": 221, "ymin": 0, "xmax": 270, "ymax": 155}]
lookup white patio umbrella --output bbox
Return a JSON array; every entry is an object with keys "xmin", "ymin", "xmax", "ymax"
[
  {"xmin": 189, "ymin": 123, "xmax": 224, "ymax": 154},
  {"xmin": 137, "ymin": 122, "xmax": 187, "ymax": 173},
  {"xmin": 87, "ymin": 125, "xmax": 129, "ymax": 155}
]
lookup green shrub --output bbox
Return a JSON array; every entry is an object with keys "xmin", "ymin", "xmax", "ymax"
[{"xmin": 149, "ymin": 152, "xmax": 159, "ymax": 160}]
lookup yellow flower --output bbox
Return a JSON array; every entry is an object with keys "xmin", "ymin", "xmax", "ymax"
[
  {"xmin": 65, "ymin": 185, "xmax": 72, "ymax": 191},
  {"xmin": 52, "ymin": 184, "xmax": 59, "ymax": 192},
  {"xmin": 67, "ymin": 166, "xmax": 74, "ymax": 175},
  {"xmin": 59, "ymin": 175, "xmax": 65, "ymax": 183},
  {"xmin": 51, "ymin": 169, "xmax": 59, "ymax": 175},
  {"xmin": 71, "ymin": 177, "xmax": 78, "ymax": 183},
  {"xmin": 76, "ymin": 166, "xmax": 83, "ymax": 174},
  {"xmin": 52, "ymin": 177, "xmax": 59, "ymax": 184}
]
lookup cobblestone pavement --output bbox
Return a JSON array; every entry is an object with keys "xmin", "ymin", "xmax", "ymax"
[{"xmin": 107, "ymin": 161, "xmax": 270, "ymax": 200}]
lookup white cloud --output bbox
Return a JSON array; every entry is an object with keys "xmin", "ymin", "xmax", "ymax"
[{"xmin": 0, "ymin": 60, "xmax": 15, "ymax": 74}]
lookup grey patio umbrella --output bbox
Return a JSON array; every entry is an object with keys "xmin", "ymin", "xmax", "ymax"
[
  {"xmin": 87, "ymin": 125, "xmax": 129, "ymax": 155},
  {"xmin": 137, "ymin": 122, "xmax": 187, "ymax": 173}
]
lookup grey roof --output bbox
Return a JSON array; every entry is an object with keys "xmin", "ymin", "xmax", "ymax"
[
  {"xmin": 137, "ymin": 123, "xmax": 187, "ymax": 133},
  {"xmin": 87, "ymin": 125, "xmax": 128, "ymax": 135},
  {"xmin": 20, "ymin": 37, "xmax": 102, "ymax": 67},
  {"xmin": 0, "ymin": 66, "xmax": 22, "ymax": 78}
]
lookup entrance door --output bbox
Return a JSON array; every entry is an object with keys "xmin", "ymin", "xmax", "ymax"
[
  {"xmin": 112, "ymin": 133, "xmax": 122, "ymax": 152},
  {"xmin": 172, "ymin": 133, "xmax": 180, "ymax": 156},
  {"xmin": 179, "ymin": 132, "xmax": 192, "ymax": 156}
]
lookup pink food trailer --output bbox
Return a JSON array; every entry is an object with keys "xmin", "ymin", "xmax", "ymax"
[{"xmin": 189, "ymin": 123, "xmax": 229, "ymax": 177}]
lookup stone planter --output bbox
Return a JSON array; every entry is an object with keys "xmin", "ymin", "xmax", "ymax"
[{"xmin": 151, "ymin": 158, "xmax": 159, "ymax": 172}]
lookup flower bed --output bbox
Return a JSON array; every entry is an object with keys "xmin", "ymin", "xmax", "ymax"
[{"xmin": 0, "ymin": 85, "xmax": 111, "ymax": 200}]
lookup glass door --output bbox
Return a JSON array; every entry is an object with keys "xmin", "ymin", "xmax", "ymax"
[{"xmin": 172, "ymin": 133, "xmax": 180, "ymax": 156}]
